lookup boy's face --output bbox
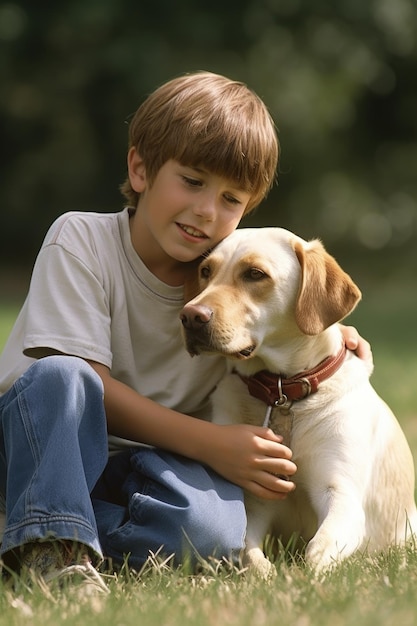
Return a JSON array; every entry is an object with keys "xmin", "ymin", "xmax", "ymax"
[{"xmin": 129, "ymin": 154, "xmax": 251, "ymax": 270}]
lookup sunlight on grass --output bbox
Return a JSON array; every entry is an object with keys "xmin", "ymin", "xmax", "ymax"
[{"xmin": 2, "ymin": 547, "xmax": 417, "ymax": 626}]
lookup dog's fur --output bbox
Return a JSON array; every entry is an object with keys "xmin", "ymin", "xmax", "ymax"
[{"xmin": 180, "ymin": 227, "xmax": 417, "ymax": 574}]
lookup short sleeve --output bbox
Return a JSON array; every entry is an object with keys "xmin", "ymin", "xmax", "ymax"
[{"xmin": 23, "ymin": 242, "xmax": 113, "ymax": 367}]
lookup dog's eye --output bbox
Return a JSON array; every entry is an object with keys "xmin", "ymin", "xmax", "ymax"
[
  {"xmin": 244, "ymin": 268, "xmax": 267, "ymax": 281},
  {"xmin": 200, "ymin": 266, "xmax": 211, "ymax": 280}
]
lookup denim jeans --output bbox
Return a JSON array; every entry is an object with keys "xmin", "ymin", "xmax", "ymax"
[{"xmin": 0, "ymin": 355, "xmax": 246, "ymax": 569}]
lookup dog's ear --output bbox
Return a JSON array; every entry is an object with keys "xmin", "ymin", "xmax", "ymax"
[{"xmin": 293, "ymin": 239, "xmax": 361, "ymax": 335}]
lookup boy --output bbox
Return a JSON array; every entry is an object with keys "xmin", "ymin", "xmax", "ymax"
[{"xmin": 0, "ymin": 71, "xmax": 369, "ymax": 587}]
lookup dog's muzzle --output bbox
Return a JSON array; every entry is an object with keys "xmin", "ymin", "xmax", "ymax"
[{"xmin": 180, "ymin": 303, "xmax": 213, "ymax": 356}]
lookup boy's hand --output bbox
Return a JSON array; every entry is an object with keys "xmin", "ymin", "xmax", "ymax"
[
  {"xmin": 203, "ymin": 423, "xmax": 297, "ymax": 500},
  {"xmin": 339, "ymin": 324, "xmax": 373, "ymax": 365}
]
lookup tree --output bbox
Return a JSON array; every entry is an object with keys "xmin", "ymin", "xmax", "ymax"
[{"xmin": 1, "ymin": 0, "xmax": 416, "ymax": 267}]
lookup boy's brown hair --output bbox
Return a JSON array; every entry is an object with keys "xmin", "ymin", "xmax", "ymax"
[{"xmin": 120, "ymin": 71, "xmax": 279, "ymax": 214}]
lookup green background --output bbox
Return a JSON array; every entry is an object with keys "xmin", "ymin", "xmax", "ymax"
[{"xmin": 0, "ymin": 0, "xmax": 416, "ymax": 274}]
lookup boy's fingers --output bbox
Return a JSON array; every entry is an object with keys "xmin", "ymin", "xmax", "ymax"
[
  {"xmin": 247, "ymin": 474, "xmax": 296, "ymax": 500},
  {"xmin": 258, "ymin": 432, "xmax": 294, "ymax": 460},
  {"xmin": 260, "ymin": 455, "xmax": 297, "ymax": 477}
]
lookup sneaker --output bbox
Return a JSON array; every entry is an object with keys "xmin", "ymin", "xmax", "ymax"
[
  {"xmin": 18, "ymin": 540, "xmax": 109, "ymax": 595},
  {"xmin": 44, "ymin": 560, "xmax": 110, "ymax": 595}
]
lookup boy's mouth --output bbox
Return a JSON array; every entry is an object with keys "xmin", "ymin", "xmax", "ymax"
[{"xmin": 177, "ymin": 223, "xmax": 208, "ymax": 239}]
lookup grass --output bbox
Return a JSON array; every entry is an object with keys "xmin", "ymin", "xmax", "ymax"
[
  {"xmin": 1, "ymin": 547, "xmax": 417, "ymax": 626},
  {"xmin": 0, "ymin": 306, "xmax": 19, "ymax": 353},
  {"xmin": 1, "ymin": 271, "xmax": 417, "ymax": 625}
]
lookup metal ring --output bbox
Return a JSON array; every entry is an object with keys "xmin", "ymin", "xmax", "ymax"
[
  {"xmin": 274, "ymin": 376, "xmax": 288, "ymax": 406},
  {"xmin": 299, "ymin": 377, "xmax": 312, "ymax": 397},
  {"xmin": 275, "ymin": 395, "xmax": 288, "ymax": 406}
]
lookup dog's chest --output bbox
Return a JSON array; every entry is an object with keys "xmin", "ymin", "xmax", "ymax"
[
  {"xmin": 212, "ymin": 371, "xmax": 332, "ymax": 450},
  {"xmin": 213, "ymin": 373, "xmax": 299, "ymax": 446}
]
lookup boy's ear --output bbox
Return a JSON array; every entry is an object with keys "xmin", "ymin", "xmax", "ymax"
[{"xmin": 127, "ymin": 147, "xmax": 147, "ymax": 193}]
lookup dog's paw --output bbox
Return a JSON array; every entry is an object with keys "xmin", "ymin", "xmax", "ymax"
[
  {"xmin": 305, "ymin": 538, "xmax": 343, "ymax": 572},
  {"xmin": 243, "ymin": 548, "xmax": 277, "ymax": 579}
]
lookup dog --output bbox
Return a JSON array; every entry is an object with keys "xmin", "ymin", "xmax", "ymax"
[{"xmin": 180, "ymin": 227, "xmax": 417, "ymax": 574}]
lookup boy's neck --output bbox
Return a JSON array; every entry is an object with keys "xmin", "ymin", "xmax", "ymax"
[{"xmin": 144, "ymin": 257, "xmax": 199, "ymax": 288}]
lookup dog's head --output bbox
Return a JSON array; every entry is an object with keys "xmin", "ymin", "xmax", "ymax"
[{"xmin": 180, "ymin": 228, "xmax": 361, "ymax": 362}]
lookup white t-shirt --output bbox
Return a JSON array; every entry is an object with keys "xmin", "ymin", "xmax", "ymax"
[{"xmin": 0, "ymin": 208, "xmax": 225, "ymax": 451}]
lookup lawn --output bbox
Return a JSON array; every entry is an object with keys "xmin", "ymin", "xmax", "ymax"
[
  {"xmin": 1, "ymin": 545, "xmax": 417, "ymax": 626},
  {"xmin": 0, "ymin": 272, "xmax": 417, "ymax": 626},
  {"xmin": 0, "ymin": 306, "xmax": 19, "ymax": 354}
]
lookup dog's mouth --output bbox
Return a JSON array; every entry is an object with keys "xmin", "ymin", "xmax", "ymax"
[
  {"xmin": 202, "ymin": 343, "xmax": 257, "ymax": 360},
  {"xmin": 185, "ymin": 338, "xmax": 257, "ymax": 360},
  {"xmin": 235, "ymin": 344, "xmax": 257, "ymax": 359}
]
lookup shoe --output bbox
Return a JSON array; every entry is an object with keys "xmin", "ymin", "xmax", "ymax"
[
  {"xmin": 44, "ymin": 560, "xmax": 110, "ymax": 595},
  {"xmin": 18, "ymin": 540, "xmax": 109, "ymax": 595}
]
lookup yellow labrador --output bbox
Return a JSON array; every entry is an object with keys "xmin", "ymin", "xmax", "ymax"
[{"xmin": 180, "ymin": 227, "xmax": 417, "ymax": 574}]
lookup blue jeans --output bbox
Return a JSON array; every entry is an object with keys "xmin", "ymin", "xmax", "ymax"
[{"xmin": 0, "ymin": 356, "xmax": 246, "ymax": 569}]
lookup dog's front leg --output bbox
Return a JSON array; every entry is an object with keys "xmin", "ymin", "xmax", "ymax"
[
  {"xmin": 305, "ymin": 487, "xmax": 366, "ymax": 571},
  {"xmin": 243, "ymin": 496, "xmax": 277, "ymax": 578}
]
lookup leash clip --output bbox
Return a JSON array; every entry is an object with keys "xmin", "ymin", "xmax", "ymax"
[
  {"xmin": 274, "ymin": 375, "xmax": 293, "ymax": 413},
  {"xmin": 262, "ymin": 375, "xmax": 294, "ymax": 428},
  {"xmin": 274, "ymin": 375, "xmax": 287, "ymax": 406}
]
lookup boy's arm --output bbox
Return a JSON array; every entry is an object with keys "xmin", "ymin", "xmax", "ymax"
[{"xmin": 88, "ymin": 360, "xmax": 296, "ymax": 501}]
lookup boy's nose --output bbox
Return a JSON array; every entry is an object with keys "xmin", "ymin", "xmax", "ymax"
[{"xmin": 194, "ymin": 197, "xmax": 216, "ymax": 220}]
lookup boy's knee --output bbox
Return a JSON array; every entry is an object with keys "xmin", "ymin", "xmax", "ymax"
[
  {"xmin": 17, "ymin": 356, "xmax": 104, "ymax": 428},
  {"xmin": 24, "ymin": 355, "xmax": 102, "ymax": 394}
]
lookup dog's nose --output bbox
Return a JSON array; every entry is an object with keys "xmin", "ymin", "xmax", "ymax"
[{"xmin": 180, "ymin": 304, "xmax": 213, "ymax": 329}]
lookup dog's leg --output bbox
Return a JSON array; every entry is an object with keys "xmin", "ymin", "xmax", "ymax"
[
  {"xmin": 305, "ymin": 487, "xmax": 366, "ymax": 570},
  {"xmin": 243, "ymin": 497, "xmax": 278, "ymax": 578}
]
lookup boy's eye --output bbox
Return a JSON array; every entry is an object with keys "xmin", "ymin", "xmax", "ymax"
[
  {"xmin": 224, "ymin": 194, "xmax": 241, "ymax": 205},
  {"xmin": 182, "ymin": 176, "xmax": 201, "ymax": 187}
]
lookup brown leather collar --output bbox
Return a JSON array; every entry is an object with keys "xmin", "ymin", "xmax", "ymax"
[{"xmin": 235, "ymin": 345, "xmax": 347, "ymax": 407}]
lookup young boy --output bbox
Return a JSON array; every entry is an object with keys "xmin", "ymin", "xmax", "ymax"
[{"xmin": 0, "ymin": 71, "xmax": 369, "ymax": 587}]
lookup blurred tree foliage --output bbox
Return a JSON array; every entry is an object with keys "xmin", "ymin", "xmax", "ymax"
[{"xmin": 0, "ymin": 0, "xmax": 416, "ymax": 271}]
